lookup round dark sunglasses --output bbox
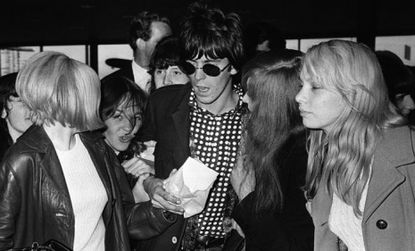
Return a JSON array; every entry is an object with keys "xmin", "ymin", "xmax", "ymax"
[{"xmin": 182, "ymin": 61, "xmax": 231, "ymax": 77}]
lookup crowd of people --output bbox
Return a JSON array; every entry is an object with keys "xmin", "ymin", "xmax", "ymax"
[{"xmin": 1, "ymin": 2, "xmax": 415, "ymax": 251}]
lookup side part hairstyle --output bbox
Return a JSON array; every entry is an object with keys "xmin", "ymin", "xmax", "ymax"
[
  {"xmin": 129, "ymin": 11, "xmax": 170, "ymax": 51},
  {"xmin": 242, "ymin": 49, "xmax": 304, "ymax": 213},
  {"xmin": 179, "ymin": 2, "xmax": 244, "ymax": 70},
  {"xmin": 100, "ymin": 75, "xmax": 147, "ymax": 123},
  {"xmin": 16, "ymin": 51, "xmax": 103, "ymax": 131},
  {"xmin": 303, "ymin": 40, "xmax": 404, "ymax": 215}
]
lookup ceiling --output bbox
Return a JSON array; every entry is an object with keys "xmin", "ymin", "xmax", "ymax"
[{"xmin": 1, "ymin": 0, "xmax": 414, "ymax": 46}]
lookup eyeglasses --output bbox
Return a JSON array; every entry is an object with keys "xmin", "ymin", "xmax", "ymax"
[{"xmin": 182, "ymin": 61, "xmax": 231, "ymax": 77}]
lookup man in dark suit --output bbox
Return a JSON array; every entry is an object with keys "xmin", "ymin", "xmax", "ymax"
[
  {"xmin": 102, "ymin": 11, "xmax": 172, "ymax": 94},
  {"xmin": 139, "ymin": 2, "xmax": 246, "ymax": 251}
]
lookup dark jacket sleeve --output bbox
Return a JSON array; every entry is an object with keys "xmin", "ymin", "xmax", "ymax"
[
  {"xmin": 106, "ymin": 144, "xmax": 177, "ymax": 240},
  {"xmin": 0, "ymin": 159, "xmax": 23, "ymax": 250},
  {"xmin": 138, "ymin": 91, "xmax": 157, "ymax": 142}
]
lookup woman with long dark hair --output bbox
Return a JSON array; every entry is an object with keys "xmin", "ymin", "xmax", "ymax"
[
  {"xmin": 231, "ymin": 49, "xmax": 314, "ymax": 251},
  {"xmin": 100, "ymin": 74, "xmax": 154, "ymax": 202}
]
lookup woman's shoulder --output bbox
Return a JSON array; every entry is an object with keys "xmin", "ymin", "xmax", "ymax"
[
  {"xmin": 279, "ymin": 130, "xmax": 308, "ymax": 165},
  {"xmin": 1, "ymin": 139, "xmax": 41, "ymax": 179},
  {"xmin": 376, "ymin": 126, "xmax": 415, "ymax": 165}
]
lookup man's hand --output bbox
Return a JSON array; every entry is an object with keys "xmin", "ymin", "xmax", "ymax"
[{"xmin": 143, "ymin": 175, "xmax": 184, "ymax": 215}]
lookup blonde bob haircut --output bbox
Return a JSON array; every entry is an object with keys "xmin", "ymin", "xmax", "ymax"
[
  {"xmin": 302, "ymin": 40, "xmax": 404, "ymax": 215},
  {"xmin": 16, "ymin": 51, "xmax": 104, "ymax": 131}
]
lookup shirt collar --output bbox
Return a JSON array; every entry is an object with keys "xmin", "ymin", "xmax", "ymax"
[
  {"xmin": 131, "ymin": 60, "xmax": 151, "ymax": 93},
  {"xmin": 188, "ymin": 83, "xmax": 247, "ymax": 116}
]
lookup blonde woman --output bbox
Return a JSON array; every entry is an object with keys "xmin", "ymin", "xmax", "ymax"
[
  {"xmin": 0, "ymin": 52, "xmax": 175, "ymax": 251},
  {"xmin": 295, "ymin": 40, "xmax": 415, "ymax": 251}
]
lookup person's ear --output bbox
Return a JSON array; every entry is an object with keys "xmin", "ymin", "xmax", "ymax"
[
  {"xmin": 230, "ymin": 65, "xmax": 238, "ymax": 75},
  {"xmin": 136, "ymin": 38, "xmax": 146, "ymax": 50},
  {"xmin": 1, "ymin": 107, "xmax": 7, "ymax": 119}
]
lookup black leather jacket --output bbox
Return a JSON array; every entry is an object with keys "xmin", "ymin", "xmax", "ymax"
[{"xmin": 0, "ymin": 125, "xmax": 176, "ymax": 250}]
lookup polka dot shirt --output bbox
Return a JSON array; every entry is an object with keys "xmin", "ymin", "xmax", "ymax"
[{"xmin": 188, "ymin": 85, "xmax": 246, "ymax": 238}]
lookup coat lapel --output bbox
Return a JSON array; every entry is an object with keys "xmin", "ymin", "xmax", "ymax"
[
  {"xmin": 80, "ymin": 133, "xmax": 114, "ymax": 223},
  {"xmin": 363, "ymin": 127, "xmax": 415, "ymax": 223},
  {"xmin": 362, "ymin": 152, "xmax": 405, "ymax": 223},
  {"xmin": 171, "ymin": 85, "xmax": 192, "ymax": 164},
  {"xmin": 26, "ymin": 126, "xmax": 73, "ymax": 212}
]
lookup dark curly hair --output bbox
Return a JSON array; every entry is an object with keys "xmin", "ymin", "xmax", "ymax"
[{"xmin": 179, "ymin": 2, "xmax": 245, "ymax": 70}]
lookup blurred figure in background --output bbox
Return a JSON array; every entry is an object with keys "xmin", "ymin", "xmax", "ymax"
[
  {"xmin": 102, "ymin": 11, "xmax": 172, "ymax": 94},
  {"xmin": 231, "ymin": 50, "xmax": 314, "ymax": 251},
  {"xmin": 376, "ymin": 50, "xmax": 415, "ymax": 124},
  {"xmin": 244, "ymin": 21, "xmax": 286, "ymax": 60},
  {"xmin": 149, "ymin": 36, "xmax": 190, "ymax": 91},
  {"xmin": 0, "ymin": 72, "xmax": 32, "ymax": 160}
]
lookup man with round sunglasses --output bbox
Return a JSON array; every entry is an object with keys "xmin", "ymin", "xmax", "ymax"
[{"xmin": 138, "ymin": 2, "xmax": 246, "ymax": 251}]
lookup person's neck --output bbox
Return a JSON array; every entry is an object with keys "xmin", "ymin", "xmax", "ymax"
[
  {"xmin": 197, "ymin": 82, "xmax": 239, "ymax": 115},
  {"xmin": 6, "ymin": 120, "xmax": 22, "ymax": 143},
  {"xmin": 133, "ymin": 52, "xmax": 150, "ymax": 69},
  {"xmin": 43, "ymin": 122, "xmax": 77, "ymax": 151}
]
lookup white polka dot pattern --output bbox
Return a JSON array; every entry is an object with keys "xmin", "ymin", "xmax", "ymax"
[{"xmin": 188, "ymin": 87, "xmax": 244, "ymax": 238}]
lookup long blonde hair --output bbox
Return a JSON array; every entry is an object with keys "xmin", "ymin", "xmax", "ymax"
[{"xmin": 303, "ymin": 40, "xmax": 403, "ymax": 215}]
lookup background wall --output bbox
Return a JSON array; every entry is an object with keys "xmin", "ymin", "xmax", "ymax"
[
  {"xmin": 1, "ymin": 0, "xmax": 415, "ymax": 77},
  {"xmin": 1, "ymin": 0, "xmax": 414, "ymax": 45}
]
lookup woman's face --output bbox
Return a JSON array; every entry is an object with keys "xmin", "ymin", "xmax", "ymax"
[
  {"xmin": 103, "ymin": 102, "xmax": 142, "ymax": 153},
  {"xmin": 1, "ymin": 96, "xmax": 32, "ymax": 140},
  {"xmin": 395, "ymin": 93, "xmax": 415, "ymax": 116},
  {"xmin": 295, "ymin": 69, "xmax": 347, "ymax": 132},
  {"xmin": 153, "ymin": 65, "xmax": 189, "ymax": 89}
]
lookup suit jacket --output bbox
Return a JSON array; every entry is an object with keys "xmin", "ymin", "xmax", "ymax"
[
  {"xmin": 0, "ymin": 119, "xmax": 13, "ymax": 162},
  {"xmin": 102, "ymin": 63, "xmax": 152, "ymax": 93},
  {"xmin": 140, "ymin": 83, "xmax": 192, "ymax": 178},
  {"xmin": 0, "ymin": 125, "xmax": 176, "ymax": 250},
  {"xmin": 138, "ymin": 83, "xmax": 192, "ymax": 251},
  {"xmin": 310, "ymin": 126, "xmax": 415, "ymax": 251}
]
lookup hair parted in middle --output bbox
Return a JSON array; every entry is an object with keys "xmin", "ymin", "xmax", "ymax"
[
  {"xmin": 179, "ymin": 2, "xmax": 244, "ymax": 70},
  {"xmin": 302, "ymin": 40, "xmax": 404, "ymax": 216},
  {"xmin": 242, "ymin": 49, "xmax": 304, "ymax": 213},
  {"xmin": 16, "ymin": 51, "xmax": 104, "ymax": 131}
]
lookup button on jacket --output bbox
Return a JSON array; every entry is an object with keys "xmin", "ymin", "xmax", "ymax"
[{"xmin": 0, "ymin": 125, "xmax": 176, "ymax": 250}]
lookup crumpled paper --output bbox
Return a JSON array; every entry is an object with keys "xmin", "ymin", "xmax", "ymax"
[{"xmin": 156, "ymin": 157, "xmax": 218, "ymax": 218}]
